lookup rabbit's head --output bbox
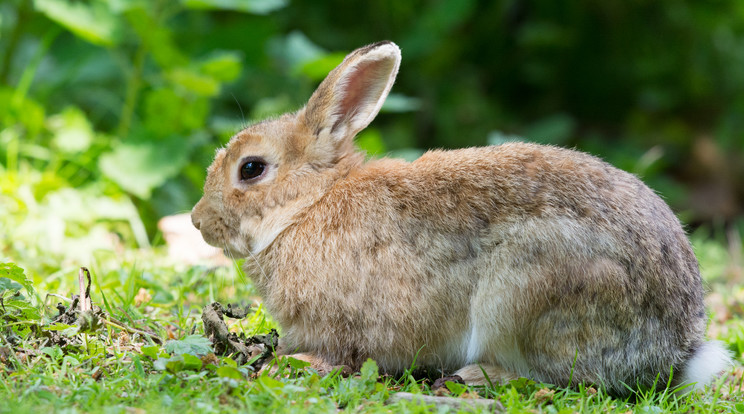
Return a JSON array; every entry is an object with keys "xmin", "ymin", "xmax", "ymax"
[{"xmin": 191, "ymin": 41, "xmax": 401, "ymax": 257}]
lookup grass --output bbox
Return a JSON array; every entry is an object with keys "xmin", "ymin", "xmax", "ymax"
[{"xmin": 2, "ymin": 173, "xmax": 744, "ymax": 413}]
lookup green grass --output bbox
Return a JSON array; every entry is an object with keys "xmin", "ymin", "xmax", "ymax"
[{"xmin": 2, "ymin": 175, "xmax": 744, "ymax": 413}]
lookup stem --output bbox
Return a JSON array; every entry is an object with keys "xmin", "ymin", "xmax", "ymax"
[
  {"xmin": 6, "ymin": 135, "xmax": 18, "ymax": 173},
  {"xmin": 103, "ymin": 317, "xmax": 161, "ymax": 342},
  {"xmin": 0, "ymin": 1, "xmax": 30, "ymax": 85},
  {"xmin": 11, "ymin": 26, "xmax": 61, "ymax": 107},
  {"xmin": 117, "ymin": 45, "xmax": 147, "ymax": 139}
]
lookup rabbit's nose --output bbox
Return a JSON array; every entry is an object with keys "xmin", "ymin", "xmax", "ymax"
[{"xmin": 191, "ymin": 213, "xmax": 201, "ymax": 230}]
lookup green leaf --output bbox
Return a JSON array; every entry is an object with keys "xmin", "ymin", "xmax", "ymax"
[
  {"xmin": 99, "ymin": 136, "xmax": 191, "ymax": 199},
  {"xmin": 40, "ymin": 346, "xmax": 63, "ymax": 362},
  {"xmin": 181, "ymin": 0, "xmax": 287, "ymax": 15},
  {"xmin": 387, "ymin": 148, "xmax": 425, "ymax": 162},
  {"xmin": 85, "ymin": 339, "xmax": 107, "ymax": 357},
  {"xmin": 523, "ymin": 113, "xmax": 576, "ymax": 146},
  {"xmin": 143, "ymin": 89, "xmax": 209, "ymax": 136},
  {"xmin": 165, "ymin": 356, "xmax": 185, "ymax": 373},
  {"xmin": 167, "ymin": 68, "xmax": 220, "ymax": 97},
  {"xmin": 106, "ymin": 0, "xmax": 150, "ymax": 13},
  {"xmin": 43, "ymin": 323, "xmax": 76, "ymax": 331},
  {"xmin": 200, "ymin": 51, "xmax": 243, "ymax": 82},
  {"xmin": 445, "ymin": 381, "xmax": 467, "ymax": 396},
  {"xmin": 154, "ymin": 355, "xmax": 187, "ymax": 373},
  {"xmin": 133, "ymin": 355, "xmax": 145, "ymax": 377},
  {"xmin": 141, "ymin": 345, "xmax": 161, "ymax": 359},
  {"xmin": 0, "ymin": 278, "xmax": 23, "ymax": 293},
  {"xmin": 355, "ymin": 129, "xmax": 386, "ymax": 157},
  {"xmin": 360, "ymin": 359, "xmax": 379, "ymax": 382},
  {"xmin": 286, "ymin": 356, "xmax": 310, "ymax": 370},
  {"xmin": 257, "ymin": 373, "xmax": 286, "ymax": 391},
  {"xmin": 43, "ymin": 188, "xmax": 141, "ymax": 223},
  {"xmin": 297, "ymin": 53, "xmax": 346, "ymax": 81},
  {"xmin": 164, "ymin": 334, "xmax": 213, "ymax": 357},
  {"xmin": 216, "ymin": 365, "xmax": 243, "ymax": 380},
  {"xmin": 47, "ymin": 107, "xmax": 94, "ymax": 153},
  {"xmin": 0, "ymin": 263, "xmax": 33, "ymax": 295},
  {"xmin": 509, "ymin": 377, "xmax": 538, "ymax": 392},
  {"xmin": 250, "ymin": 95, "xmax": 293, "ymax": 122},
  {"xmin": 124, "ymin": 7, "xmax": 187, "ymax": 69},
  {"xmin": 381, "ymin": 94, "xmax": 422, "ymax": 113},
  {"xmin": 34, "ymin": 0, "xmax": 121, "ymax": 46},
  {"xmin": 62, "ymin": 355, "xmax": 81, "ymax": 367},
  {"xmin": 401, "ymin": 0, "xmax": 476, "ymax": 58},
  {"xmin": 182, "ymin": 353, "xmax": 204, "ymax": 371},
  {"xmin": 271, "ymin": 31, "xmax": 325, "ymax": 71},
  {"xmin": 0, "ymin": 88, "xmax": 46, "ymax": 136},
  {"xmin": 487, "ymin": 130, "xmax": 525, "ymax": 147},
  {"xmin": 3, "ymin": 298, "xmax": 42, "ymax": 320}
]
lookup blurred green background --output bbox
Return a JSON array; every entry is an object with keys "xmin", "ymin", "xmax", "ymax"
[{"xmin": 2, "ymin": 0, "xmax": 743, "ymax": 265}]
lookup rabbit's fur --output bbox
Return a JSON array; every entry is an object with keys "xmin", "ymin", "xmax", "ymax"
[{"xmin": 192, "ymin": 41, "xmax": 730, "ymax": 396}]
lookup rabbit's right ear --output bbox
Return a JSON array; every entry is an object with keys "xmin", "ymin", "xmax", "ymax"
[{"xmin": 304, "ymin": 41, "xmax": 401, "ymax": 148}]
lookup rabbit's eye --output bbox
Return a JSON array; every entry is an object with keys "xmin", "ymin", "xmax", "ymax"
[{"xmin": 240, "ymin": 159, "xmax": 266, "ymax": 181}]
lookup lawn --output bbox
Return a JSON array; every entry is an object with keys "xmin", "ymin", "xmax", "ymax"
[{"xmin": 1, "ymin": 170, "xmax": 744, "ymax": 413}]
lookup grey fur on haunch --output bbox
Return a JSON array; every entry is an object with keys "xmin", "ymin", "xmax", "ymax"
[{"xmin": 192, "ymin": 41, "xmax": 731, "ymax": 396}]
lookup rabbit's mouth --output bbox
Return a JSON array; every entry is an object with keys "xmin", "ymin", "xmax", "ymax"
[{"xmin": 193, "ymin": 221, "xmax": 249, "ymax": 259}]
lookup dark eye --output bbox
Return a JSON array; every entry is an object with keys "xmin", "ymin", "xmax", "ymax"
[{"xmin": 240, "ymin": 159, "xmax": 266, "ymax": 181}]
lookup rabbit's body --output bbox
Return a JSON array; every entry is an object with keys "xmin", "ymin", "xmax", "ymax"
[
  {"xmin": 248, "ymin": 143, "xmax": 705, "ymax": 395},
  {"xmin": 192, "ymin": 41, "xmax": 730, "ymax": 396}
]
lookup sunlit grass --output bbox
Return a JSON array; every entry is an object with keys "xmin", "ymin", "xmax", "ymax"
[{"xmin": 2, "ymin": 169, "xmax": 744, "ymax": 413}]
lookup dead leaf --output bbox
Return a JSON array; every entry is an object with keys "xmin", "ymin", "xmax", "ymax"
[
  {"xmin": 534, "ymin": 388, "xmax": 555, "ymax": 404},
  {"xmin": 134, "ymin": 288, "xmax": 152, "ymax": 307}
]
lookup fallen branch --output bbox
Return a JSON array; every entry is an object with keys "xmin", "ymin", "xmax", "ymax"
[{"xmin": 101, "ymin": 316, "xmax": 162, "ymax": 344}]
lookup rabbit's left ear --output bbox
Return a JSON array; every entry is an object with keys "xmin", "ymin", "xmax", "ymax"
[{"xmin": 304, "ymin": 41, "xmax": 401, "ymax": 146}]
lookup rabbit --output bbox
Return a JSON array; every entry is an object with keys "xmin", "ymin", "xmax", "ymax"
[{"xmin": 191, "ymin": 41, "xmax": 731, "ymax": 396}]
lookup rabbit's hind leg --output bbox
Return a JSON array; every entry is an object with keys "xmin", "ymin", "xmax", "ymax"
[{"xmin": 453, "ymin": 363, "xmax": 518, "ymax": 386}]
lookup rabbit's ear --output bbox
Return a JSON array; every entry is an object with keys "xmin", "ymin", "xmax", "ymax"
[{"xmin": 304, "ymin": 41, "xmax": 400, "ymax": 146}]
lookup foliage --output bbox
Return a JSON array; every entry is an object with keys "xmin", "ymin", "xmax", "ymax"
[
  {"xmin": 2, "ymin": 0, "xmax": 744, "ymax": 412},
  {"xmin": 0, "ymin": 262, "xmax": 33, "ymax": 295},
  {"xmin": 2, "ymin": 0, "xmax": 743, "ymax": 238}
]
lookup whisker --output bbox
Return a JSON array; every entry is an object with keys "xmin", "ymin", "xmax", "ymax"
[
  {"xmin": 227, "ymin": 250, "xmax": 241, "ymax": 291},
  {"xmin": 232, "ymin": 93, "xmax": 247, "ymax": 130},
  {"xmin": 224, "ymin": 246, "xmax": 252, "ymax": 286},
  {"xmin": 247, "ymin": 249, "xmax": 268, "ymax": 283}
]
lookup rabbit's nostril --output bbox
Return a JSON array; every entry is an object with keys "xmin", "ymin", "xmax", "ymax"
[{"xmin": 191, "ymin": 214, "xmax": 201, "ymax": 230}]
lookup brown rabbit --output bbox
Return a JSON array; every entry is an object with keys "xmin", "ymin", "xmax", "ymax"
[{"xmin": 191, "ymin": 41, "xmax": 730, "ymax": 396}]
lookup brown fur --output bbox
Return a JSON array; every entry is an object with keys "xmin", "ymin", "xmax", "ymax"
[{"xmin": 192, "ymin": 41, "xmax": 728, "ymax": 396}]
